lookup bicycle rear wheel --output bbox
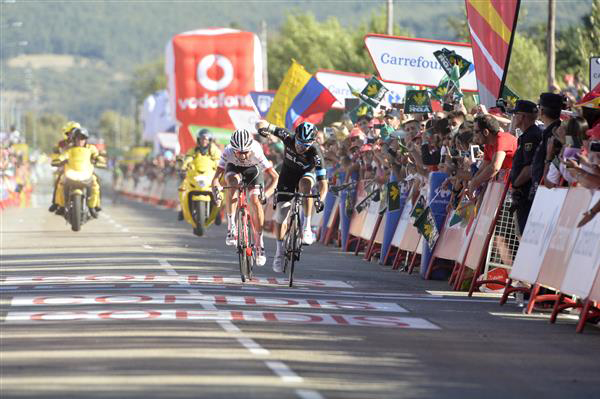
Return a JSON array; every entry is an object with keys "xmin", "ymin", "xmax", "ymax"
[{"xmin": 236, "ymin": 209, "xmax": 248, "ymax": 282}]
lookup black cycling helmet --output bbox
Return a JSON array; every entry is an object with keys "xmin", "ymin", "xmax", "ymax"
[
  {"xmin": 295, "ymin": 122, "xmax": 317, "ymax": 144},
  {"xmin": 197, "ymin": 128, "xmax": 213, "ymax": 142}
]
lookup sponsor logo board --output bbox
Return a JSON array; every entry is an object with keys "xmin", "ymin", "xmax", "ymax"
[{"xmin": 364, "ymin": 34, "xmax": 477, "ymax": 91}]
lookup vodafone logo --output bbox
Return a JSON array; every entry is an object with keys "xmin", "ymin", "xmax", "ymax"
[{"xmin": 196, "ymin": 54, "xmax": 234, "ymax": 91}]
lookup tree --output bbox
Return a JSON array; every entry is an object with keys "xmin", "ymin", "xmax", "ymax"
[
  {"xmin": 22, "ymin": 112, "xmax": 68, "ymax": 153},
  {"xmin": 267, "ymin": 9, "xmax": 411, "ymax": 89},
  {"xmin": 129, "ymin": 58, "xmax": 167, "ymax": 105},
  {"xmin": 97, "ymin": 110, "xmax": 136, "ymax": 152},
  {"xmin": 504, "ymin": 33, "xmax": 547, "ymax": 101}
]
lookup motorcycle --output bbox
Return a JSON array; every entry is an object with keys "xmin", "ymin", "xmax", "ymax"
[
  {"xmin": 179, "ymin": 154, "xmax": 221, "ymax": 236},
  {"xmin": 61, "ymin": 146, "xmax": 96, "ymax": 232}
]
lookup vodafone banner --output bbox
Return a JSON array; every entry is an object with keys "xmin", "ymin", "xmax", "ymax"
[
  {"xmin": 315, "ymin": 69, "xmax": 406, "ymax": 109},
  {"xmin": 364, "ymin": 34, "xmax": 478, "ymax": 91},
  {"xmin": 166, "ymin": 28, "xmax": 263, "ymax": 151}
]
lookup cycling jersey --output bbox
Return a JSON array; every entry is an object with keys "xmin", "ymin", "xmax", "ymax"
[
  {"xmin": 272, "ymin": 127, "xmax": 326, "ymax": 180},
  {"xmin": 217, "ymin": 140, "xmax": 272, "ymax": 170}
]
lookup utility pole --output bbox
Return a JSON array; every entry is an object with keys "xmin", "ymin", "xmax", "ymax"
[
  {"xmin": 547, "ymin": 0, "xmax": 556, "ymax": 90},
  {"xmin": 386, "ymin": 0, "xmax": 393, "ymax": 35},
  {"xmin": 260, "ymin": 20, "xmax": 268, "ymax": 90}
]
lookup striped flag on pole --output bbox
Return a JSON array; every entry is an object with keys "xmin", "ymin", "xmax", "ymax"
[{"xmin": 465, "ymin": 0, "xmax": 521, "ymax": 107}]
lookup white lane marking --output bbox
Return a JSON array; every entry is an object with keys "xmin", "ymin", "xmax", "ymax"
[
  {"xmin": 130, "ymin": 236, "xmax": 139, "ymax": 239},
  {"xmin": 121, "ymin": 228, "xmax": 130, "ymax": 233},
  {"xmin": 296, "ymin": 390, "xmax": 325, "ymax": 399},
  {"xmin": 265, "ymin": 361, "xmax": 303, "ymax": 383},
  {"xmin": 142, "ymin": 245, "xmax": 153, "ymax": 249}
]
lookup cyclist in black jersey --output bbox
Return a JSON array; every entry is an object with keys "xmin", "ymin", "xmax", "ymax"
[{"xmin": 256, "ymin": 120, "xmax": 328, "ymax": 273}]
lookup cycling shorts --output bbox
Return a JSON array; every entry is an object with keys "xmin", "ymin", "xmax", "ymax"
[
  {"xmin": 276, "ymin": 167, "xmax": 315, "ymax": 203},
  {"xmin": 225, "ymin": 163, "xmax": 263, "ymax": 195}
]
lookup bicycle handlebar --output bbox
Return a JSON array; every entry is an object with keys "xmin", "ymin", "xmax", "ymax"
[{"xmin": 276, "ymin": 191, "xmax": 321, "ymax": 199}]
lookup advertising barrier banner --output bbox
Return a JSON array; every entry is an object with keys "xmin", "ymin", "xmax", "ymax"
[
  {"xmin": 536, "ymin": 187, "xmax": 593, "ymax": 290},
  {"xmin": 509, "ymin": 187, "xmax": 567, "ymax": 284},
  {"xmin": 560, "ymin": 190, "xmax": 600, "ymax": 299}
]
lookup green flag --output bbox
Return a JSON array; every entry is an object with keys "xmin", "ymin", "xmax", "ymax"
[
  {"xmin": 387, "ymin": 182, "xmax": 400, "ymax": 211},
  {"xmin": 414, "ymin": 206, "xmax": 440, "ymax": 251},
  {"xmin": 404, "ymin": 90, "xmax": 432, "ymax": 114},
  {"xmin": 501, "ymin": 85, "xmax": 520, "ymax": 109},
  {"xmin": 434, "ymin": 48, "xmax": 472, "ymax": 79},
  {"xmin": 348, "ymin": 102, "xmax": 373, "ymax": 124},
  {"xmin": 360, "ymin": 76, "xmax": 389, "ymax": 108},
  {"xmin": 410, "ymin": 195, "xmax": 426, "ymax": 225}
]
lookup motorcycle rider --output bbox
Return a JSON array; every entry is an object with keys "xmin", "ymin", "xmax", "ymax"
[
  {"xmin": 211, "ymin": 129, "xmax": 279, "ymax": 267},
  {"xmin": 178, "ymin": 129, "xmax": 222, "ymax": 221},
  {"xmin": 49, "ymin": 121, "xmax": 80, "ymax": 213},
  {"xmin": 255, "ymin": 120, "xmax": 328, "ymax": 273},
  {"xmin": 52, "ymin": 127, "xmax": 105, "ymax": 218}
]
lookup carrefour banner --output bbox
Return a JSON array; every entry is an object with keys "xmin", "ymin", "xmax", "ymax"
[
  {"xmin": 166, "ymin": 28, "xmax": 263, "ymax": 152},
  {"xmin": 364, "ymin": 34, "xmax": 477, "ymax": 92},
  {"xmin": 315, "ymin": 69, "xmax": 406, "ymax": 109}
]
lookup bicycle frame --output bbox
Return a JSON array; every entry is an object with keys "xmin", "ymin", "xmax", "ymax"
[{"xmin": 276, "ymin": 190, "xmax": 321, "ymax": 287}]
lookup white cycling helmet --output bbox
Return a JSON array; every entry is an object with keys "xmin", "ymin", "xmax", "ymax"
[{"xmin": 230, "ymin": 129, "xmax": 253, "ymax": 152}]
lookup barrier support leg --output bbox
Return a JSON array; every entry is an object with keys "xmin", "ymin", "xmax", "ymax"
[
  {"xmin": 424, "ymin": 255, "xmax": 438, "ymax": 280},
  {"xmin": 364, "ymin": 214, "xmax": 383, "ymax": 261},
  {"xmin": 499, "ymin": 279, "xmax": 529, "ymax": 306},
  {"xmin": 383, "ymin": 246, "xmax": 396, "ymax": 266},
  {"xmin": 353, "ymin": 237, "xmax": 363, "ymax": 255},
  {"xmin": 576, "ymin": 300, "xmax": 600, "ymax": 333},
  {"xmin": 549, "ymin": 294, "xmax": 579, "ymax": 324},
  {"xmin": 323, "ymin": 209, "xmax": 339, "ymax": 246},
  {"xmin": 391, "ymin": 249, "xmax": 404, "ymax": 270},
  {"xmin": 407, "ymin": 252, "xmax": 420, "ymax": 274},
  {"xmin": 525, "ymin": 284, "xmax": 541, "ymax": 314}
]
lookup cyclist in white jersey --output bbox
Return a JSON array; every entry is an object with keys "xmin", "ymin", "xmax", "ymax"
[{"xmin": 212, "ymin": 129, "xmax": 278, "ymax": 266}]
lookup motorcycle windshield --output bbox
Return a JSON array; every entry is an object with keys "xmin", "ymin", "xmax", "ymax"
[{"xmin": 65, "ymin": 147, "xmax": 94, "ymax": 177}]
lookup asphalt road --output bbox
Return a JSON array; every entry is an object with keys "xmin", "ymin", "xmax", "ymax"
[{"xmin": 1, "ymin": 186, "xmax": 599, "ymax": 399}]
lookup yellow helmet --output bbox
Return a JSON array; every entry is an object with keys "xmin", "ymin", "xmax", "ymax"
[{"xmin": 62, "ymin": 121, "xmax": 81, "ymax": 138}]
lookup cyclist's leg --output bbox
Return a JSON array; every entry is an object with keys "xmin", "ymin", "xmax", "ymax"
[
  {"xmin": 224, "ymin": 164, "xmax": 242, "ymax": 241},
  {"xmin": 299, "ymin": 173, "xmax": 316, "ymax": 242},
  {"xmin": 242, "ymin": 166, "xmax": 264, "ymax": 241},
  {"xmin": 273, "ymin": 168, "xmax": 299, "ymax": 240}
]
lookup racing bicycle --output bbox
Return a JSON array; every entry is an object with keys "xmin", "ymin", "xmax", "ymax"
[
  {"xmin": 217, "ymin": 183, "xmax": 264, "ymax": 282},
  {"xmin": 275, "ymin": 190, "xmax": 322, "ymax": 287}
]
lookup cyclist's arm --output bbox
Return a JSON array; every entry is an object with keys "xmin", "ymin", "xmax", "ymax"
[
  {"xmin": 264, "ymin": 167, "xmax": 279, "ymax": 198},
  {"xmin": 211, "ymin": 166, "xmax": 225, "ymax": 190}
]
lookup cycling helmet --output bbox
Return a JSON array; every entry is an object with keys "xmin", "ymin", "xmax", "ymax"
[
  {"xmin": 230, "ymin": 129, "xmax": 253, "ymax": 152},
  {"xmin": 71, "ymin": 127, "xmax": 89, "ymax": 140},
  {"xmin": 295, "ymin": 122, "xmax": 317, "ymax": 144},
  {"xmin": 62, "ymin": 121, "xmax": 81, "ymax": 138},
  {"xmin": 197, "ymin": 128, "xmax": 213, "ymax": 142}
]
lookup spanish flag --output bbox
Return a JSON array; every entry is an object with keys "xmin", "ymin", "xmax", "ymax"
[{"xmin": 465, "ymin": 0, "xmax": 521, "ymax": 107}]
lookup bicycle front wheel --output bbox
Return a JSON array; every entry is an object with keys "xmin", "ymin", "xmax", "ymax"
[
  {"xmin": 237, "ymin": 209, "xmax": 249, "ymax": 282},
  {"xmin": 287, "ymin": 213, "xmax": 301, "ymax": 287}
]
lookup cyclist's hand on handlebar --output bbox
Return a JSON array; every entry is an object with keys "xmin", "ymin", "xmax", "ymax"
[{"xmin": 315, "ymin": 199, "xmax": 324, "ymax": 213}]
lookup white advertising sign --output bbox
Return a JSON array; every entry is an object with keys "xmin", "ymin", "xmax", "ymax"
[
  {"xmin": 364, "ymin": 34, "xmax": 478, "ymax": 92},
  {"xmin": 591, "ymin": 56, "xmax": 600, "ymax": 89},
  {"xmin": 227, "ymin": 109, "xmax": 260, "ymax": 132},
  {"xmin": 509, "ymin": 188, "xmax": 567, "ymax": 284},
  {"xmin": 560, "ymin": 190, "xmax": 600, "ymax": 299},
  {"xmin": 315, "ymin": 69, "xmax": 406, "ymax": 109}
]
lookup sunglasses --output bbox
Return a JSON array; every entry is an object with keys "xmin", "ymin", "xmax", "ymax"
[
  {"xmin": 295, "ymin": 140, "xmax": 313, "ymax": 148},
  {"xmin": 235, "ymin": 150, "xmax": 250, "ymax": 156}
]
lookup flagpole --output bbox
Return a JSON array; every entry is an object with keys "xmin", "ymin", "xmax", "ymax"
[
  {"xmin": 547, "ymin": 0, "xmax": 556, "ymax": 90},
  {"xmin": 386, "ymin": 0, "xmax": 393, "ymax": 35},
  {"xmin": 498, "ymin": 0, "xmax": 521, "ymax": 100}
]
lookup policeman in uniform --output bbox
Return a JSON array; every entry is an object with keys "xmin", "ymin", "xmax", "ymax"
[
  {"xmin": 508, "ymin": 100, "xmax": 542, "ymax": 236},
  {"xmin": 530, "ymin": 93, "xmax": 566, "ymax": 200}
]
